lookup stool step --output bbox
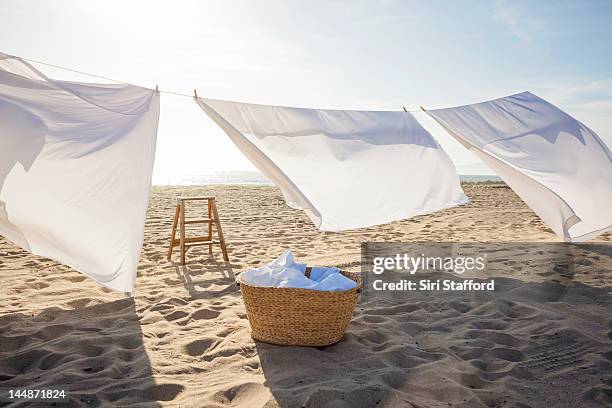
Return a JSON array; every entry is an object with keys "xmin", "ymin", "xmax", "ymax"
[
  {"xmin": 183, "ymin": 240, "xmax": 220, "ymax": 248},
  {"xmin": 177, "ymin": 196, "xmax": 215, "ymax": 201},
  {"xmin": 184, "ymin": 217, "xmax": 215, "ymax": 224},
  {"xmin": 172, "ymin": 238, "xmax": 220, "ymax": 247}
]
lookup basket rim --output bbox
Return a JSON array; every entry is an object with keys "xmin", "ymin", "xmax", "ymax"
[{"xmin": 236, "ymin": 269, "xmax": 361, "ymax": 294}]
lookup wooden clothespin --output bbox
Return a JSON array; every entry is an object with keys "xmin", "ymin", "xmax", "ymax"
[
  {"xmin": 402, "ymin": 106, "xmax": 407, "ymax": 112},
  {"xmin": 194, "ymin": 89, "xmax": 198, "ymax": 99},
  {"xmin": 155, "ymin": 85, "xmax": 159, "ymax": 93}
]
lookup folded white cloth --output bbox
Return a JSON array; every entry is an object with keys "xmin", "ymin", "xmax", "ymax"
[{"xmin": 239, "ymin": 250, "xmax": 357, "ymax": 291}]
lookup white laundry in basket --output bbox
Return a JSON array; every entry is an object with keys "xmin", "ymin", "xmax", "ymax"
[{"xmin": 240, "ymin": 250, "xmax": 357, "ymax": 291}]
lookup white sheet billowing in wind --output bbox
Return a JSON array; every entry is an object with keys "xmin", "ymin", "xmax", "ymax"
[
  {"xmin": 0, "ymin": 53, "xmax": 160, "ymax": 292},
  {"xmin": 196, "ymin": 98, "xmax": 468, "ymax": 231},
  {"xmin": 426, "ymin": 91, "xmax": 612, "ymax": 242}
]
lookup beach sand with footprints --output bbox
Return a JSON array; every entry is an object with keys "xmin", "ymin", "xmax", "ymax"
[{"xmin": 1, "ymin": 183, "xmax": 611, "ymax": 407}]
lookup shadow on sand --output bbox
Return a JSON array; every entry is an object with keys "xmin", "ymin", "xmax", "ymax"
[
  {"xmin": 255, "ymin": 272, "xmax": 612, "ymax": 407},
  {"xmin": 172, "ymin": 257, "xmax": 241, "ymax": 300},
  {"xmin": 0, "ymin": 298, "xmax": 183, "ymax": 407}
]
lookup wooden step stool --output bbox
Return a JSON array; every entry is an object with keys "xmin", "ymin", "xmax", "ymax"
[{"xmin": 167, "ymin": 196, "xmax": 229, "ymax": 265}]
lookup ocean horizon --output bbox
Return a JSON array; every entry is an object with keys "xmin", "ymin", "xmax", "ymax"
[{"xmin": 153, "ymin": 171, "xmax": 502, "ymax": 186}]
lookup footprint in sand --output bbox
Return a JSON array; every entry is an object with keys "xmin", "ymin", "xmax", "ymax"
[
  {"xmin": 488, "ymin": 347, "xmax": 525, "ymax": 362},
  {"xmin": 210, "ymin": 382, "xmax": 269, "ymax": 407},
  {"xmin": 105, "ymin": 383, "xmax": 184, "ymax": 404},
  {"xmin": 162, "ymin": 310, "xmax": 189, "ymax": 322},
  {"xmin": 38, "ymin": 352, "xmax": 68, "ymax": 370},
  {"xmin": 471, "ymin": 320, "xmax": 511, "ymax": 330},
  {"xmin": 66, "ymin": 275, "xmax": 87, "ymax": 283},
  {"xmin": 0, "ymin": 335, "xmax": 29, "ymax": 353},
  {"xmin": 31, "ymin": 281, "xmax": 50, "ymax": 289},
  {"xmin": 149, "ymin": 303, "xmax": 174, "ymax": 313},
  {"xmin": 183, "ymin": 338, "xmax": 217, "ymax": 356},
  {"xmin": 191, "ymin": 309, "xmax": 221, "ymax": 320},
  {"xmin": 145, "ymin": 383, "xmax": 185, "ymax": 402}
]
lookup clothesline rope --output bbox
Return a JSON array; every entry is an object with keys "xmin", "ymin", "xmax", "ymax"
[
  {"xmin": 20, "ymin": 55, "xmax": 196, "ymax": 98},
  {"xmin": 16, "ymin": 53, "xmax": 423, "ymax": 112}
]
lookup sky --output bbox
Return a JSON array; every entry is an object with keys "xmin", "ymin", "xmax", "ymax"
[{"xmin": 1, "ymin": 0, "xmax": 611, "ymax": 183}]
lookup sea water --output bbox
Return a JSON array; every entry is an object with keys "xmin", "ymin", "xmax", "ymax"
[{"xmin": 153, "ymin": 171, "xmax": 501, "ymax": 186}]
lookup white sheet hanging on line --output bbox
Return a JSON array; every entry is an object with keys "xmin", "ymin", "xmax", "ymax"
[
  {"xmin": 0, "ymin": 53, "xmax": 160, "ymax": 292},
  {"xmin": 195, "ymin": 97, "xmax": 468, "ymax": 231},
  {"xmin": 426, "ymin": 91, "xmax": 612, "ymax": 242}
]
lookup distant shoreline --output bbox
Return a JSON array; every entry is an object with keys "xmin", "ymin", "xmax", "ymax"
[{"xmin": 152, "ymin": 171, "xmax": 502, "ymax": 186}]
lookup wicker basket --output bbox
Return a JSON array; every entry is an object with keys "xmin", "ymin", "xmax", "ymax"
[{"xmin": 237, "ymin": 268, "xmax": 361, "ymax": 346}]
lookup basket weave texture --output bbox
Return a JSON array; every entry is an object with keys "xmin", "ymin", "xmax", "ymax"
[{"xmin": 238, "ymin": 268, "xmax": 361, "ymax": 346}]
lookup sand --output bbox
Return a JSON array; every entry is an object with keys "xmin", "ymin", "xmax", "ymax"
[{"xmin": 0, "ymin": 183, "xmax": 610, "ymax": 407}]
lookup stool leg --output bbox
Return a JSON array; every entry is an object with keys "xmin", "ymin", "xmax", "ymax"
[
  {"xmin": 207, "ymin": 199, "xmax": 213, "ymax": 255},
  {"xmin": 211, "ymin": 199, "xmax": 229, "ymax": 262},
  {"xmin": 179, "ymin": 200, "xmax": 186, "ymax": 265},
  {"xmin": 167, "ymin": 204, "xmax": 180, "ymax": 260}
]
